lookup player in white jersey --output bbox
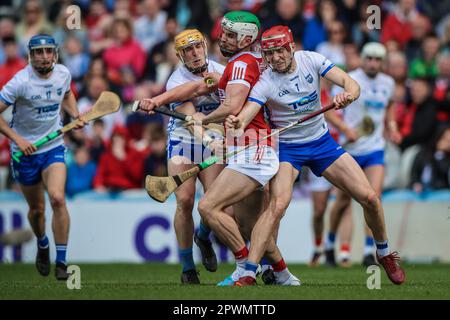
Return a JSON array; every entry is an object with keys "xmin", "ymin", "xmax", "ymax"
[
  {"xmin": 226, "ymin": 26, "xmax": 405, "ymax": 285},
  {"xmin": 0, "ymin": 34, "xmax": 85, "ymax": 280},
  {"xmin": 139, "ymin": 13, "xmax": 298, "ymax": 286},
  {"xmin": 162, "ymin": 29, "xmax": 228, "ymax": 284},
  {"xmin": 324, "ymin": 42, "xmax": 402, "ymax": 267}
]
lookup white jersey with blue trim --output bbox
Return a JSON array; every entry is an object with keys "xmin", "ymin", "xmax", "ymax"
[
  {"xmin": 166, "ymin": 60, "xmax": 225, "ymax": 143},
  {"xmin": 0, "ymin": 64, "xmax": 71, "ymax": 154},
  {"xmin": 248, "ymin": 50, "xmax": 335, "ymax": 144},
  {"xmin": 332, "ymin": 68, "xmax": 394, "ymax": 156}
]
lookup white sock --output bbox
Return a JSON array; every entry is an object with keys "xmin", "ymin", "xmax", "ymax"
[
  {"xmin": 375, "ymin": 240, "xmax": 389, "ymax": 257},
  {"xmin": 274, "ymin": 268, "xmax": 291, "ymax": 284},
  {"xmin": 364, "ymin": 245, "xmax": 375, "ymax": 256}
]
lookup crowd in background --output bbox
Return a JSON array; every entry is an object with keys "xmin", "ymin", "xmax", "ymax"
[{"xmin": 0, "ymin": 0, "xmax": 449, "ymax": 197}]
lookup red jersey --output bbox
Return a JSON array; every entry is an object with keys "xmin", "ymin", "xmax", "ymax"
[{"xmin": 218, "ymin": 51, "xmax": 271, "ymax": 146}]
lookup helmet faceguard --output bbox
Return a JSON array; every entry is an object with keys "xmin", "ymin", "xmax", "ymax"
[
  {"xmin": 261, "ymin": 26, "xmax": 295, "ymax": 73},
  {"xmin": 28, "ymin": 34, "xmax": 58, "ymax": 75},
  {"xmin": 219, "ymin": 11, "xmax": 261, "ymax": 57},
  {"xmin": 174, "ymin": 29, "xmax": 209, "ymax": 74}
]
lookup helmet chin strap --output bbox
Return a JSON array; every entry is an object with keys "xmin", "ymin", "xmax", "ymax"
[{"xmin": 35, "ymin": 62, "xmax": 55, "ymax": 75}]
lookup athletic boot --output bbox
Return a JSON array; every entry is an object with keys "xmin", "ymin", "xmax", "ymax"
[
  {"xmin": 261, "ymin": 268, "xmax": 276, "ymax": 285},
  {"xmin": 194, "ymin": 233, "xmax": 217, "ymax": 272},
  {"xmin": 35, "ymin": 245, "xmax": 50, "ymax": 276},
  {"xmin": 235, "ymin": 276, "xmax": 257, "ymax": 286},
  {"xmin": 325, "ymin": 248, "xmax": 337, "ymax": 267},
  {"xmin": 309, "ymin": 251, "xmax": 322, "ymax": 267},
  {"xmin": 55, "ymin": 262, "xmax": 70, "ymax": 281},
  {"xmin": 362, "ymin": 253, "xmax": 378, "ymax": 267},
  {"xmin": 181, "ymin": 269, "xmax": 200, "ymax": 284},
  {"xmin": 377, "ymin": 252, "xmax": 405, "ymax": 285}
]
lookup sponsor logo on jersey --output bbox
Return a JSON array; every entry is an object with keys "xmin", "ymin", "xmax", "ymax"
[
  {"xmin": 218, "ymin": 88, "xmax": 226, "ymax": 102},
  {"xmin": 35, "ymin": 103, "xmax": 59, "ymax": 114},
  {"xmin": 31, "ymin": 95, "xmax": 42, "ymax": 100},
  {"xmin": 197, "ymin": 103, "xmax": 220, "ymax": 113},
  {"xmin": 278, "ymin": 89, "xmax": 290, "ymax": 97},
  {"xmin": 287, "ymin": 90, "xmax": 318, "ymax": 110},
  {"xmin": 364, "ymin": 100, "xmax": 385, "ymax": 109}
]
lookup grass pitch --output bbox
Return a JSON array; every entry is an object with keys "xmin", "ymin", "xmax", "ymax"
[{"xmin": 1, "ymin": 263, "xmax": 449, "ymax": 300}]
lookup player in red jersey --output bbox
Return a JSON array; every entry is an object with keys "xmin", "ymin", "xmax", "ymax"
[{"xmin": 139, "ymin": 12, "xmax": 300, "ymax": 286}]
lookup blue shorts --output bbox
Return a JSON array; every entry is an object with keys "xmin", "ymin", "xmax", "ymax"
[
  {"xmin": 279, "ymin": 131, "xmax": 346, "ymax": 177},
  {"xmin": 352, "ymin": 150, "xmax": 384, "ymax": 169},
  {"xmin": 11, "ymin": 145, "xmax": 66, "ymax": 186},
  {"xmin": 167, "ymin": 140, "xmax": 213, "ymax": 164}
]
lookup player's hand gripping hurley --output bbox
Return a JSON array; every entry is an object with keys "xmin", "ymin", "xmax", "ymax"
[
  {"xmin": 131, "ymin": 100, "xmax": 224, "ymax": 136},
  {"xmin": 145, "ymin": 102, "xmax": 337, "ymax": 202},
  {"xmin": 12, "ymin": 91, "xmax": 121, "ymax": 162}
]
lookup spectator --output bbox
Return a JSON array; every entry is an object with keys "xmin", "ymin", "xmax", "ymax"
[
  {"xmin": 351, "ymin": 0, "xmax": 381, "ymax": 47},
  {"xmin": 134, "ymin": 0, "xmax": 168, "ymax": 54},
  {"xmin": 440, "ymin": 18, "xmax": 450, "ymax": 54},
  {"xmin": 405, "ymin": 15, "xmax": 431, "ymax": 63},
  {"xmin": 261, "ymin": 0, "xmax": 304, "ymax": 43},
  {"xmin": 94, "ymin": 126, "xmax": 148, "ymax": 191},
  {"xmin": 52, "ymin": 3, "xmax": 90, "ymax": 54},
  {"xmin": 0, "ymin": 36, "xmax": 27, "ymax": 89},
  {"xmin": 434, "ymin": 53, "xmax": 450, "ymax": 124},
  {"xmin": 317, "ymin": 20, "xmax": 347, "ymax": 68},
  {"xmin": 66, "ymin": 146, "xmax": 97, "ymax": 197},
  {"xmin": 86, "ymin": 0, "xmax": 114, "ymax": 55},
  {"xmin": 397, "ymin": 78, "xmax": 438, "ymax": 151},
  {"xmin": 144, "ymin": 124, "xmax": 168, "ymax": 177},
  {"xmin": 103, "ymin": 17, "xmax": 147, "ymax": 86},
  {"xmin": 0, "ymin": 18, "xmax": 16, "ymax": 65},
  {"xmin": 386, "ymin": 51, "xmax": 409, "ymax": 104},
  {"xmin": 61, "ymin": 36, "xmax": 90, "ymax": 91},
  {"xmin": 164, "ymin": 0, "xmax": 213, "ymax": 35},
  {"xmin": 381, "ymin": 0, "xmax": 420, "ymax": 49},
  {"xmin": 87, "ymin": 119, "xmax": 108, "ymax": 164},
  {"xmin": 408, "ymin": 34, "xmax": 441, "ymax": 79},
  {"xmin": 15, "ymin": 0, "xmax": 54, "ymax": 56},
  {"xmin": 302, "ymin": 0, "xmax": 338, "ymax": 51},
  {"xmin": 77, "ymin": 75, "xmax": 126, "ymax": 139},
  {"xmin": 411, "ymin": 126, "xmax": 450, "ymax": 192}
]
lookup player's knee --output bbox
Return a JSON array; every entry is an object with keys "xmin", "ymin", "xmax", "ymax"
[
  {"xmin": 198, "ymin": 197, "xmax": 215, "ymax": 221},
  {"xmin": 176, "ymin": 193, "xmax": 195, "ymax": 214},
  {"xmin": 270, "ymin": 198, "xmax": 289, "ymax": 221},
  {"xmin": 28, "ymin": 207, "xmax": 44, "ymax": 219},
  {"xmin": 361, "ymin": 190, "xmax": 381, "ymax": 212},
  {"xmin": 48, "ymin": 192, "xmax": 66, "ymax": 209}
]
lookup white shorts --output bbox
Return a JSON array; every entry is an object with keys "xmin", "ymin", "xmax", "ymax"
[
  {"xmin": 226, "ymin": 145, "xmax": 279, "ymax": 187},
  {"xmin": 308, "ymin": 169, "xmax": 333, "ymax": 192}
]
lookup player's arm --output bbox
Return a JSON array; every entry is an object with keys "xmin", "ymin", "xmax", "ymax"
[
  {"xmin": 324, "ymin": 109, "xmax": 358, "ymax": 142},
  {"xmin": 324, "ymin": 67, "xmax": 360, "ymax": 109},
  {"xmin": 0, "ymin": 101, "xmax": 37, "ymax": 155},
  {"xmin": 174, "ymin": 101, "xmax": 214, "ymax": 146},
  {"xmin": 225, "ymin": 100, "xmax": 261, "ymax": 136},
  {"xmin": 385, "ymin": 101, "xmax": 402, "ymax": 144},
  {"xmin": 200, "ymin": 83, "xmax": 250, "ymax": 125},
  {"xmin": 139, "ymin": 79, "xmax": 216, "ymax": 113},
  {"xmin": 62, "ymin": 90, "xmax": 86, "ymax": 128}
]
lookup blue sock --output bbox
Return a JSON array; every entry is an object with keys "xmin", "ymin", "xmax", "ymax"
[
  {"xmin": 37, "ymin": 235, "xmax": 49, "ymax": 249},
  {"xmin": 179, "ymin": 247, "xmax": 195, "ymax": 272},
  {"xmin": 375, "ymin": 240, "xmax": 389, "ymax": 257},
  {"xmin": 243, "ymin": 261, "xmax": 259, "ymax": 278},
  {"xmin": 55, "ymin": 244, "xmax": 67, "ymax": 265},
  {"xmin": 364, "ymin": 236, "xmax": 375, "ymax": 255},
  {"xmin": 325, "ymin": 232, "xmax": 336, "ymax": 250},
  {"xmin": 197, "ymin": 223, "xmax": 211, "ymax": 241},
  {"xmin": 260, "ymin": 258, "xmax": 271, "ymax": 273}
]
